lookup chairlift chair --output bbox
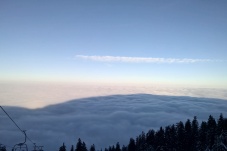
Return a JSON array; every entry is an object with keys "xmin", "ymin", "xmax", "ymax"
[{"xmin": 12, "ymin": 131, "xmax": 28, "ymax": 151}]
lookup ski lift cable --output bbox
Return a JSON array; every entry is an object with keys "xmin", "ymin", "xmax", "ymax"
[
  {"xmin": 0, "ymin": 106, "xmax": 36, "ymax": 145},
  {"xmin": 26, "ymin": 135, "xmax": 35, "ymax": 145},
  {"xmin": 0, "ymin": 106, "xmax": 24, "ymax": 133}
]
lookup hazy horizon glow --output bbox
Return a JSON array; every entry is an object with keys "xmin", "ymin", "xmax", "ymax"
[{"xmin": 1, "ymin": 81, "xmax": 227, "ymax": 109}]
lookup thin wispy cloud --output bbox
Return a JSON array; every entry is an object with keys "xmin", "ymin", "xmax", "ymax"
[{"xmin": 75, "ymin": 55, "xmax": 212, "ymax": 64}]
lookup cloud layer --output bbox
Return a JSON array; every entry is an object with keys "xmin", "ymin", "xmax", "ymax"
[
  {"xmin": 1, "ymin": 82, "xmax": 227, "ymax": 109},
  {"xmin": 1, "ymin": 94, "xmax": 227, "ymax": 151},
  {"xmin": 76, "ymin": 55, "xmax": 212, "ymax": 63}
]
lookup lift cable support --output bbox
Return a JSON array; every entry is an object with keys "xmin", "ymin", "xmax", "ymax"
[{"xmin": 0, "ymin": 106, "xmax": 43, "ymax": 151}]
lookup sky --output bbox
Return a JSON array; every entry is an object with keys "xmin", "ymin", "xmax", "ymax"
[{"xmin": 1, "ymin": 0, "xmax": 227, "ymax": 88}]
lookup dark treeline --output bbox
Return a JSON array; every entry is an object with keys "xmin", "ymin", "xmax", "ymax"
[{"xmin": 58, "ymin": 114, "xmax": 227, "ymax": 151}]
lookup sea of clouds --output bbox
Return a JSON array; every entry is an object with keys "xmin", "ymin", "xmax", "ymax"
[
  {"xmin": 0, "ymin": 82, "xmax": 227, "ymax": 108},
  {"xmin": 1, "ymin": 93, "xmax": 227, "ymax": 151}
]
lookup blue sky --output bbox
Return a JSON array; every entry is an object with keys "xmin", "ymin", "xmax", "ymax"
[{"xmin": 1, "ymin": 0, "xmax": 227, "ymax": 88}]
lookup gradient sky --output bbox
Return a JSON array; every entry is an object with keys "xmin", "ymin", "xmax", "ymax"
[{"xmin": 1, "ymin": 0, "xmax": 227, "ymax": 88}]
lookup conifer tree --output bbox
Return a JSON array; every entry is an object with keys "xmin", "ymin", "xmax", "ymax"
[
  {"xmin": 207, "ymin": 115, "xmax": 217, "ymax": 149},
  {"xmin": 135, "ymin": 133, "xmax": 146, "ymax": 151},
  {"xmin": 76, "ymin": 138, "xmax": 87, "ymax": 151},
  {"xmin": 115, "ymin": 142, "xmax": 121, "ymax": 151},
  {"xmin": 198, "ymin": 121, "xmax": 207, "ymax": 151},
  {"xmin": 191, "ymin": 116, "xmax": 199, "ymax": 151},
  {"xmin": 70, "ymin": 145, "xmax": 74, "ymax": 151},
  {"xmin": 111, "ymin": 145, "xmax": 115, "ymax": 151},
  {"xmin": 164, "ymin": 125, "xmax": 171, "ymax": 150},
  {"xmin": 108, "ymin": 146, "xmax": 112, "ymax": 151},
  {"xmin": 59, "ymin": 143, "xmax": 66, "ymax": 151},
  {"xmin": 82, "ymin": 142, "xmax": 87, "ymax": 151},
  {"xmin": 121, "ymin": 145, "xmax": 127, "ymax": 151},
  {"xmin": 140, "ymin": 131, "xmax": 147, "ymax": 151},
  {"xmin": 154, "ymin": 127, "xmax": 165, "ymax": 150},
  {"xmin": 165, "ymin": 125, "xmax": 177, "ymax": 151},
  {"xmin": 217, "ymin": 113, "xmax": 225, "ymax": 135},
  {"xmin": 146, "ymin": 129, "xmax": 155, "ymax": 147},
  {"xmin": 184, "ymin": 119, "xmax": 192, "ymax": 151},
  {"xmin": 128, "ymin": 138, "xmax": 136, "ymax": 151},
  {"xmin": 90, "ymin": 144, "xmax": 95, "ymax": 151},
  {"xmin": 176, "ymin": 121, "xmax": 185, "ymax": 151}
]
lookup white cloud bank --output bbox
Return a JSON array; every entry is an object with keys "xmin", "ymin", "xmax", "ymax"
[
  {"xmin": 1, "ymin": 94, "xmax": 227, "ymax": 151},
  {"xmin": 1, "ymin": 82, "xmax": 227, "ymax": 109},
  {"xmin": 76, "ymin": 55, "xmax": 212, "ymax": 63}
]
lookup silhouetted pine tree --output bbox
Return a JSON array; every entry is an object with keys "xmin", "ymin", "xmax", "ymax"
[
  {"xmin": 135, "ymin": 136, "xmax": 139, "ymax": 151},
  {"xmin": 198, "ymin": 121, "xmax": 207, "ymax": 151},
  {"xmin": 76, "ymin": 139, "xmax": 82, "ymax": 151},
  {"xmin": 164, "ymin": 125, "xmax": 171, "ymax": 150},
  {"xmin": 207, "ymin": 115, "xmax": 217, "ymax": 149},
  {"xmin": 121, "ymin": 145, "xmax": 127, "ymax": 151},
  {"xmin": 108, "ymin": 146, "xmax": 113, "ymax": 151},
  {"xmin": 108, "ymin": 146, "xmax": 112, "ymax": 151},
  {"xmin": 154, "ymin": 127, "xmax": 165, "ymax": 150},
  {"xmin": 115, "ymin": 142, "xmax": 121, "ymax": 151},
  {"xmin": 76, "ymin": 138, "xmax": 82, "ymax": 151},
  {"xmin": 184, "ymin": 119, "xmax": 192, "ymax": 151},
  {"xmin": 112, "ymin": 145, "xmax": 116, "ymax": 151},
  {"xmin": 135, "ymin": 132, "xmax": 147, "ymax": 151},
  {"xmin": 76, "ymin": 138, "xmax": 87, "ymax": 151},
  {"xmin": 146, "ymin": 129, "xmax": 155, "ymax": 148},
  {"xmin": 191, "ymin": 116, "xmax": 199, "ymax": 151},
  {"xmin": 82, "ymin": 142, "xmax": 87, "ymax": 151},
  {"xmin": 176, "ymin": 121, "xmax": 185, "ymax": 151},
  {"xmin": 165, "ymin": 125, "xmax": 177, "ymax": 151},
  {"xmin": 59, "ymin": 143, "xmax": 66, "ymax": 151},
  {"xmin": 90, "ymin": 144, "xmax": 95, "ymax": 151},
  {"xmin": 217, "ymin": 113, "xmax": 225, "ymax": 135},
  {"xmin": 71, "ymin": 145, "xmax": 74, "ymax": 151},
  {"xmin": 128, "ymin": 138, "xmax": 136, "ymax": 151},
  {"xmin": 224, "ymin": 118, "xmax": 227, "ymax": 129}
]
